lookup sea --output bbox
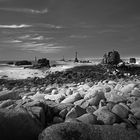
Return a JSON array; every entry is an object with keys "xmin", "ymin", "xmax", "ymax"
[{"xmin": 0, "ymin": 58, "xmax": 140, "ymax": 73}]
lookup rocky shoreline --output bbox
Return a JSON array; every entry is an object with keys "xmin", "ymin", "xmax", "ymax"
[{"xmin": 0, "ymin": 64, "xmax": 140, "ymax": 140}]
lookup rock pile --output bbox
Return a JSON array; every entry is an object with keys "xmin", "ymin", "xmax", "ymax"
[{"xmin": 0, "ymin": 78, "xmax": 140, "ymax": 139}]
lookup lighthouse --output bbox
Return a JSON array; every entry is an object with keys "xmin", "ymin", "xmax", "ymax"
[{"xmin": 74, "ymin": 52, "xmax": 79, "ymax": 62}]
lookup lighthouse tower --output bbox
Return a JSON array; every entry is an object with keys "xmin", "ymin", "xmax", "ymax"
[{"xmin": 74, "ymin": 52, "xmax": 79, "ymax": 62}]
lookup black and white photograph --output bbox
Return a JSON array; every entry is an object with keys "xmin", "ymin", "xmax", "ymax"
[{"xmin": 0, "ymin": 0, "xmax": 140, "ymax": 140}]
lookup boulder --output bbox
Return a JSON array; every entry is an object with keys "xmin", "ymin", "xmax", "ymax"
[
  {"xmin": 120, "ymin": 84, "xmax": 136, "ymax": 96},
  {"xmin": 66, "ymin": 105, "xmax": 86, "ymax": 120},
  {"xmin": 131, "ymin": 88, "xmax": 140, "ymax": 97},
  {"xmin": 128, "ymin": 114, "xmax": 137, "ymax": 125},
  {"xmin": 76, "ymin": 113, "xmax": 97, "ymax": 124},
  {"xmin": 53, "ymin": 117, "xmax": 64, "ymax": 124},
  {"xmin": 80, "ymin": 100, "xmax": 90, "ymax": 109},
  {"xmin": 74, "ymin": 99, "xmax": 85, "ymax": 106},
  {"xmin": 108, "ymin": 94, "xmax": 127, "ymax": 103},
  {"xmin": 134, "ymin": 111, "xmax": 140, "ymax": 119},
  {"xmin": 30, "ymin": 87, "xmax": 37, "ymax": 92},
  {"xmin": 0, "ymin": 107, "xmax": 43, "ymax": 140},
  {"xmin": 130, "ymin": 99, "xmax": 140, "ymax": 109},
  {"xmin": 0, "ymin": 99, "xmax": 15, "ymax": 108},
  {"xmin": 30, "ymin": 93, "xmax": 46, "ymax": 101},
  {"xmin": 84, "ymin": 87, "xmax": 105, "ymax": 100},
  {"xmin": 86, "ymin": 106, "xmax": 97, "ymax": 114},
  {"xmin": 87, "ymin": 94, "xmax": 105, "ymax": 106},
  {"xmin": 38, "ymin": 122, "xmax": 140, "ymax": 140},
  {"xmin": 59, "ymin": 108, "xmax": 68, "ymax": 119},
  {"xmin": 29, "ymin": 106, "xmax": 46, "ymax": 127},
  {"xmin": 94, "ymin": 107, "xmax": 117, "ymax": 125},
  {"xmin": 106, "ymin": 102, "xmax": 116, "ymax": 111},
  {"xmin": 0, "ymin": 90, "xmax": 21, "ymax": 101},
  {"xmin": 112, "ymin": 104, "xmax": 129, "ymax": 119},
  {"xmin": 61, "ymin": 92, "xmax": 82, "ymax": 104},
  {"xmin": 44, "ymin": 94, "xmax": 65, "ymax": 102},
  {"xmin": 66, "ymin": 89, "xmax": 73, "ymax": 96},
  {"xmin": 51, "ymin": 89, "xmax": 58, "ymax": 95},
  {"xmin": 20, "ymin": 92, "xmax": 35, "ymax": 98},
  {"xmin": 38, "ymin": 122, "xmax": 90, "ymax": 140},
  {"xmin": 44, "ymin": 87, "xmax": 56, "ymax": 94}
]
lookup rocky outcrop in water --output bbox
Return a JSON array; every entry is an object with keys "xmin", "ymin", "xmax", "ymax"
[{"xmin": 102, "ymin": 50, "xmax": 122, "ymax": 65}]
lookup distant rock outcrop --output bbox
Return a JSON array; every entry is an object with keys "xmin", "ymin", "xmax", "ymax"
[
  {"xmin": 15, "ymin": 60, "xmax": 32, "ymax": 66},
  {"xmin": 33, "ymin": 58, "xmax": 50, "ymax": 68},
  {"xmin": 102, "ymin": 50, "xmax": 122, "ymax": 65},
  {"xmin": 37, "ymin": 58, "xmax": 50, "ymax": 67},
  {"xmin": 129, "ymin": 58, "xmax": 136, "ymax": 64}
]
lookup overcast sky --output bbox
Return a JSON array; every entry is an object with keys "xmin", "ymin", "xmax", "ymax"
[{"xmin": 0, "ymin": 0, "xmax": 140, "ymax": 60}]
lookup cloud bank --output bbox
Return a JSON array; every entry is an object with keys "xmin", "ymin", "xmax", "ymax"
[
  {"xmin": 0, "ymin": 24, "xmax": 32, "ymax": 28},
  {"xmin": 0, "ymin": 8, "xmax": 48, "ymax": 14}
]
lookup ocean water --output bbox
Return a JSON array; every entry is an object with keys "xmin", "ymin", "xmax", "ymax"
[{"xmin": 0, "ymin": 58, "xmax": 140, "ymax": 72}]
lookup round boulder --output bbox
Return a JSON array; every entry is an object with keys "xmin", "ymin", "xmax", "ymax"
[
  {"xmin": 39, "ymin": 122, "xmax": 140, "ymax": 140},
  {"xmin": 112, "ymin": 104, "xmax": 129, "ymax": 119}
]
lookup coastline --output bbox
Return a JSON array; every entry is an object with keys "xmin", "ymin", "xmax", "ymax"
[
  {"xmin": 0, "ymin": 61, "xmax": 99, "ymax": 80},
  {"xmin": 0, "ymin": 62, "xmax": 140, "ymax": 140}
]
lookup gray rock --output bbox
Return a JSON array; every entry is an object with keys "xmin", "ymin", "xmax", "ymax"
[
  {"xmin": 61, "ymin": 93, "xmax": 82, "ymax": 104},
  {"xmin": 39, "ymin": 122, "xmax": 91, "ymax": 140},
  {"xmin": 112, "ymin": 104, "xmax": 129, "ymax": 119},
  {"xmin": 134, "ymin": 111, "xmax": 140, "ymax": 119},
  {"xmin": 94, "ymin": 106, "xmax": 117, "ymax": 125},
  {"xmin": 88, "ymin": 94, "xmax": 104, "ymax": 106},
  {"xmin": 131, "ymin": 88, "xmax": 140, "ymax": 97},
  {"xmin": 66, "ymin": 105, "xmax": 86, "ymax": 120},
  {"xmin": 130, "ymin": 99, "xmax": 140, "ymax": 109},
  {"xmin": 76, "ymin": 113, "xmax": 97, "ymax": 124},
  {"xmin": 59, "ymin": 108, "xmax": 68, "ymax": 119},
  {"xmin": 106, "ymin": 102, "xmax": 116, "ymax": 111},
  {"xmin": 53, "ymin": 117, "xmax": 64, "ymax": 124},
  {"xmin": 30, "ymin": 93, "xmax": 46, "ymax": 101},
  {"xmin": 0, "ymin": 99, "xmax": 15, "ymax": 108},
  {"xmin": 80, "ymin": 100, "xmax": 90, "ymax": 109},
  {"xmin": 0, "ymin": 90, "xmax": 21, "ymax": 101},
  {"xmin": 39, "ymin": 122, "xmax": 140, "ymax": 140},
  {"xmin": 29, "ymin": 106, "xmax": 46, "ymax": 127},
  {"xmin": 108, "ymin": 94, "xmax": 127, "ymax": 103},
  {"xmin": 74, "ymin": 99, "xmax": 85, "ymax": 106},
  {"xmin": 0, "ymin": 107, "xmax": 43, "ymax": 140},
  {"xmin": 86, "ymin": 106, "xmax": 97, "ymax": 114}
]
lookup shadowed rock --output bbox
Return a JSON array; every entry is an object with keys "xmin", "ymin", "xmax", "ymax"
[
  {"xmin": 0, "ymin": 90, "xmax": 21, "ymax": 101},
  {"xmin": 39, "ymin": 122, "xmax": 140, "ymax": 140},
  {"xmin": 0, "ymin": 107, "xmax": 43, "ymax": 140}
]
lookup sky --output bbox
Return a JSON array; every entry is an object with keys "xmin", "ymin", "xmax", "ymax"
[{"xmin": 0, "ymin": 0, "xmax": 140, "ymax": 60}]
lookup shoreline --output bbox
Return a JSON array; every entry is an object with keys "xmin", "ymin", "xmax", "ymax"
[
  {"xmin": 0, "ymin": 63, "xmax": 140, "ymax": 139},
  {"xmin": 0, "ymin": 62, "xmax": 98, "ymax": 80}
]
